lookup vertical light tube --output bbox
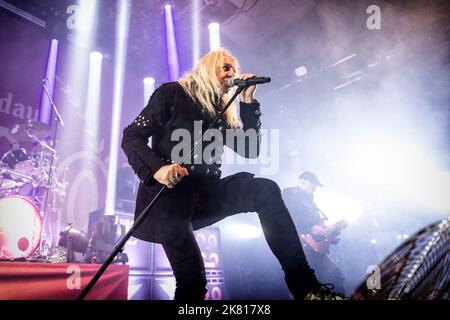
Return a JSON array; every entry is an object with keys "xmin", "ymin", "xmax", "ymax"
[
  {"xmin": 192, "ymin": 0, "xmax": 201, "ymax": 67},
  {"xmin": 39, "ymin": 39, "xmax": 59, "ymax": 125},
  {"xmin": 105, "ymin": 0, "xmax": 130, "ymax": 215},
  {"xmin": 59, "ymin": 0, "xmax": 98, "ymax": 140},
  {"xmin": 143, "ymin": 77, "xmax": 155, "ymax": 106},
  {"xmin": 208, "ymin": 22, "xmax": 220, "ymax": 51},
  {"xmin": 83, "ymin": 51, "xmax": 103, "ymax": 150},
  {"xmin": 65, "ymin": 0, "xmax": 98, "ymax": 103},
  {"xmin": 164, "ymin": 4, "xmax": 180, "ymax": 81}
]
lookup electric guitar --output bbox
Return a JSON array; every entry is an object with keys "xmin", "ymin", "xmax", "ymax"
[{"xmin": 302, "ymin": 219, "xmax": 348, "ymax": 254}]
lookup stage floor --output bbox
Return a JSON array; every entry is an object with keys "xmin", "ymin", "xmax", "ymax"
[{"xmin": 0, "ymin": 261, "xmax": 129, "ymax": 300}]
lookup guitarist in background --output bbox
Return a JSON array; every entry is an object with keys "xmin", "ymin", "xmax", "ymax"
[{"xmin": 283, "ymin": 171, "xmax": 347, "ymax": 294}]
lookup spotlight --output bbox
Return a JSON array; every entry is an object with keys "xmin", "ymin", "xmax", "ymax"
[
  {"xmin": 58, "ymin": 224, "xmax": 89, "ymax": 263},
  {"xmin": 89, "ymin": 51, "xmax": 103, "ymax": 61},
  {"xmin": 208, "ymin": 22, "xmax": 221, "ymax": 51},
  {"xmin": 294, "ymin": 66, "xmax": 307, "ymax": 77},
  {"xmin": 143, "ymin": 77, "xmax": 155, "ymax": 85},
  {"xmin": 208, "ymin": 22, "xmax": 220, "ymax": 31}
]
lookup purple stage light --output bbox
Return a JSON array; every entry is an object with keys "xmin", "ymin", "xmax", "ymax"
[
  {"xmin": 164, "ymin": 3, "xmax": 180, "ymax": 81},
  {"xmin": 39, "ymin": 39, "xmax": 59, "ymax": 125}
]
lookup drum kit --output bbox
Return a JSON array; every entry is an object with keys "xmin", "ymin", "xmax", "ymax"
[{"xmin": 0, "ymin": 120, "xmax": 67, "ymax": 261}]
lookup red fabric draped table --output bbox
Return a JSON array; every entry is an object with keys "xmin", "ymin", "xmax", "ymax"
[{"xmin": 0, "ymin": 261, "xmax": 129, "ymax": 300}]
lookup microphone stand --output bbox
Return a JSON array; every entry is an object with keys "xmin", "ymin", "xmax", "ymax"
[
  {"xmin": 43, "ymin": 78, "xmax": 65, "ymax": 127},
  {"xmin": 40, "ymin": 79, "xmax": 65, "ymax": 254},
  {"xmin": 77, "ymin": 86, "xmax": 244, "ymax": 300}
]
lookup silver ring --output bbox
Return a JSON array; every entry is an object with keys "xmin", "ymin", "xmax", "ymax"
[{"xmin": 170, "ymin": 177, "xmax": 178, "ymax": 185}]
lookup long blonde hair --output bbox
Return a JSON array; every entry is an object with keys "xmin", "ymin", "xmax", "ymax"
[{"xmin": 178, "ymin": 48, "xmax": 241, "ymax": 128}]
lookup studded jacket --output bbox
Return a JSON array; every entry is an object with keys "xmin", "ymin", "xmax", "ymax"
[{"xmin": 121, "ymin": 82, "xmax": 262, "ymax": 243}]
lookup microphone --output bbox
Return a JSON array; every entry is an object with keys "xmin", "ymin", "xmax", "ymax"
[{"xmin": 227, "ymin": 76, "xmax": 271, "ymax": 87}]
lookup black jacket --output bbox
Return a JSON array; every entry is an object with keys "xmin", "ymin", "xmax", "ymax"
[
  {"xmin": 121, "ymin": 82, "xmax": 262, "ymax": 244},
  {"xmin": 283, "ymin": 187, "xmax": 323, "ymax": 234}
]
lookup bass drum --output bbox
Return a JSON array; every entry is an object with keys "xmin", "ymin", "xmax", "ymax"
[{"xmin": 0, "ymin": 196, "xmax": 42, "ymax": 259}]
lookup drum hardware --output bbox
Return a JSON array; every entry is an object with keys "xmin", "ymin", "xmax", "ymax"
[
  {"xmin": 10, "ymin": 120, "xmax": 52, "ymax": 142},
  {"xmin": 1, "ymin": 79, "xmax": 66, "ymax": 261},
  {"xmin": 0, "ymin": 166, "xmax": 34, "ymax": 182},
  {"xmin": 1, "ymin": 148, "xmax": 30, "ymax": 169},
  {"xmin": 32, "ymin": 139, "xmax": 57, "ymax": 155},
  {"xmin": 0, "ymin": 177, "xmax": 21, "ymax": 190},
  {"xmin": 0, "ymin": 79, "xmax": 68, "ymax": 261},
  {"xmin": 1, "ymin": 122, "xmax": 67, "ymax": 261}
]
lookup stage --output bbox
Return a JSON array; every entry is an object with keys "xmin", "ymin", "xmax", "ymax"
[
  {"xmin": 0, "ymin": 261, "xmax": 129, "ymax": 300},
  {"xmin": 0, "ymin": 0, "xmax": 449, "ymax": 303}
]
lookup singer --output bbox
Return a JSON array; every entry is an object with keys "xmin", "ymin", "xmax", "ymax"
[{"xmin": 121, "ymin": 48, "xmax": 342, "ymax": 300}]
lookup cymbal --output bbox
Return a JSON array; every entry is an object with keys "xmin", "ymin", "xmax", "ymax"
[{"xmin": 10, "ymin": 120, "xmax": 51, "ymax": 142}]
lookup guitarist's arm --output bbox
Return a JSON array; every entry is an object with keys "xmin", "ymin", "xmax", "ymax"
[{"xmin": 327, "ymin": 220, "xmax": 347, "ymax": 244}]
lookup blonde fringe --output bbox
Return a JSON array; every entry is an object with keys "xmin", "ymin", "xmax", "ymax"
[{"xmin": 178, "ymin": 49, "xmax": 241, "ymax": 129}]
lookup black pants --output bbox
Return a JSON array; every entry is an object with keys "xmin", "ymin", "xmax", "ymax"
[
  {"xmin": 162, "ymin": 174, "xmax": 320, "ymax": 300},
  {"xmin": 303, "ymin": 246, "xmax": 346, "ymax": 294}
]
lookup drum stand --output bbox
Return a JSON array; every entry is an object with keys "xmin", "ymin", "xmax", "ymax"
[{"xmin": 35, "ymin": 78, "xmax": 66, "ymax": 259}]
